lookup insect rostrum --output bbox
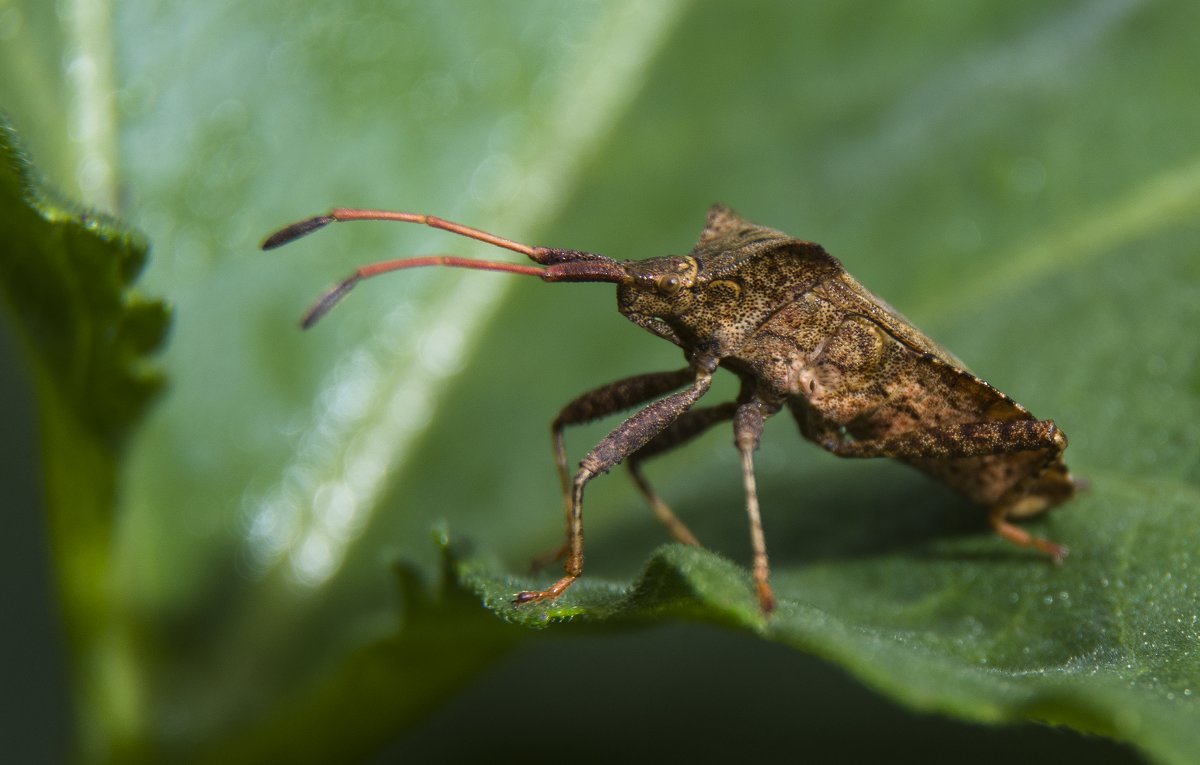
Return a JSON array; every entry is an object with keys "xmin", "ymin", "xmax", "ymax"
[{"xmin": 264, "ymin": 204, "xmax": 1078, "ymax": 614}]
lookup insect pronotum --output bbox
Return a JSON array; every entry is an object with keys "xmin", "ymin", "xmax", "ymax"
[{"xmin": 263, "ymin": 205, "xmax": 1078, "ymax": 614}]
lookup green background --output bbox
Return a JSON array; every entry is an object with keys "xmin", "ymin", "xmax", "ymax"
[{"xmin": 3, "ymin": 1, "xmax": 1197, "ymax": 762}]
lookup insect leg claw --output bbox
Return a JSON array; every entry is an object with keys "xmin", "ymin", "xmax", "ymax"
[{"xmin": 514, "ymin": 575, "xmax": 578, "ymax": 606}]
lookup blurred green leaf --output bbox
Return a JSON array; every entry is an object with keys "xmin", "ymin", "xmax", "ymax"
[
  {"xmin": 0, "ymin": 117, "xmax": 168, "ymax": 756},
  {"xmin": 2, "ymin": 1, "xmax": 1198, "ymax": 763},
  {"xmin": 0, "ymin": 121, "xmax": 167, "ymax": 447}
]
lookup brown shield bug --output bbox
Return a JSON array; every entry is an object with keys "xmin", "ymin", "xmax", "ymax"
[{"xmin": 263, "ymin": 204, "xmax": 1078, "ymax": 614}]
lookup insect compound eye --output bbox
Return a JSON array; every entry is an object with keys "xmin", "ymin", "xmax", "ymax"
[{"xmin": 656, "ymin": 274, "xmax": 681, "ymax": 296}]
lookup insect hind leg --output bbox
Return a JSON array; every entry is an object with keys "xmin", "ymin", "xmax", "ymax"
[{"xmin": 989, "ymin": 503, "xmax": 1068, "ymax": 563}]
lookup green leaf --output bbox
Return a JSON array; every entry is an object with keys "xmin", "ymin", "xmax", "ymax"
[
  {"xmin": 0, "ymin": 121, "xmax": 167, "ymax": 447},
  {"xmin": 3, "ymin": 2, "xmax": 1198, "ymax": 763},
  {"xmin": 0, "ymin": 117, "xmax": 169, "ymax": 755}
]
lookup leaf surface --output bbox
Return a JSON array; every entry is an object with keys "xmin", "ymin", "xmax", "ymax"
[{"xmin": 2, "ymin": 2, "xmax": 1197, "ymax": 763}]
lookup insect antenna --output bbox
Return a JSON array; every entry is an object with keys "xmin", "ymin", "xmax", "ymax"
[
  {"xmin": 263, "ymin": 207, "xmax": 626, "ymax": 328},
  {"xmin": 297, "ymin": 255, "xmax": 544, "ymax": 329}
]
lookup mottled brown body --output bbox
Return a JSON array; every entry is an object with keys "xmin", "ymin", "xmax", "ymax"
[
  {"xmin": 649, "ymin": 207, "xmax": 1075, "ymax": 521},
  {"xmin": 265, "ymin": 203, "xmax": 1077, "ymax": 615}
]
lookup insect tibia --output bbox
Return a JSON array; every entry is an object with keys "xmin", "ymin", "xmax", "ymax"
[{"xmin": 262, "ymin": 215, "xmax": 336, "ymax": 250}]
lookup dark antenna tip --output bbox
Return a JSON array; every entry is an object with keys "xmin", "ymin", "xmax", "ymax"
[
  {"xmin": 262, "ymin": 215, "xmax": 336, "ymax": 250},
  {"xmin": 300, "ymin": 275, "xmax": 360, "ymax": 329}
]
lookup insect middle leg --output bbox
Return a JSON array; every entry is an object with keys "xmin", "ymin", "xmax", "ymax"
[
  {"xmin": 734, "ymin": 398, "xmax": 781, "ymax": 613},
  {"xmin": 516, "ymin": 370, "xmax": 714, "ymax": 605}
]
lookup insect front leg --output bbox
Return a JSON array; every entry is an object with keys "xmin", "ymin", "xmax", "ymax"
[
  {"xmin": 552, "ymin": 369, "xmax": 696, "ymax": 504},
  {"xmin": 627, "ymin": 402, "xmax": 739, "ymax": 546},
  {"xmin": 515, "ymin": 370, "xmax": 715, "ymax": 606},
  {"xmin": 530, "ymin": 369, "xmax": 696, "ymax": 569},
  {"xmin": 733, "ymin": 397, "xmax": 782, "ymax": 614}
]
